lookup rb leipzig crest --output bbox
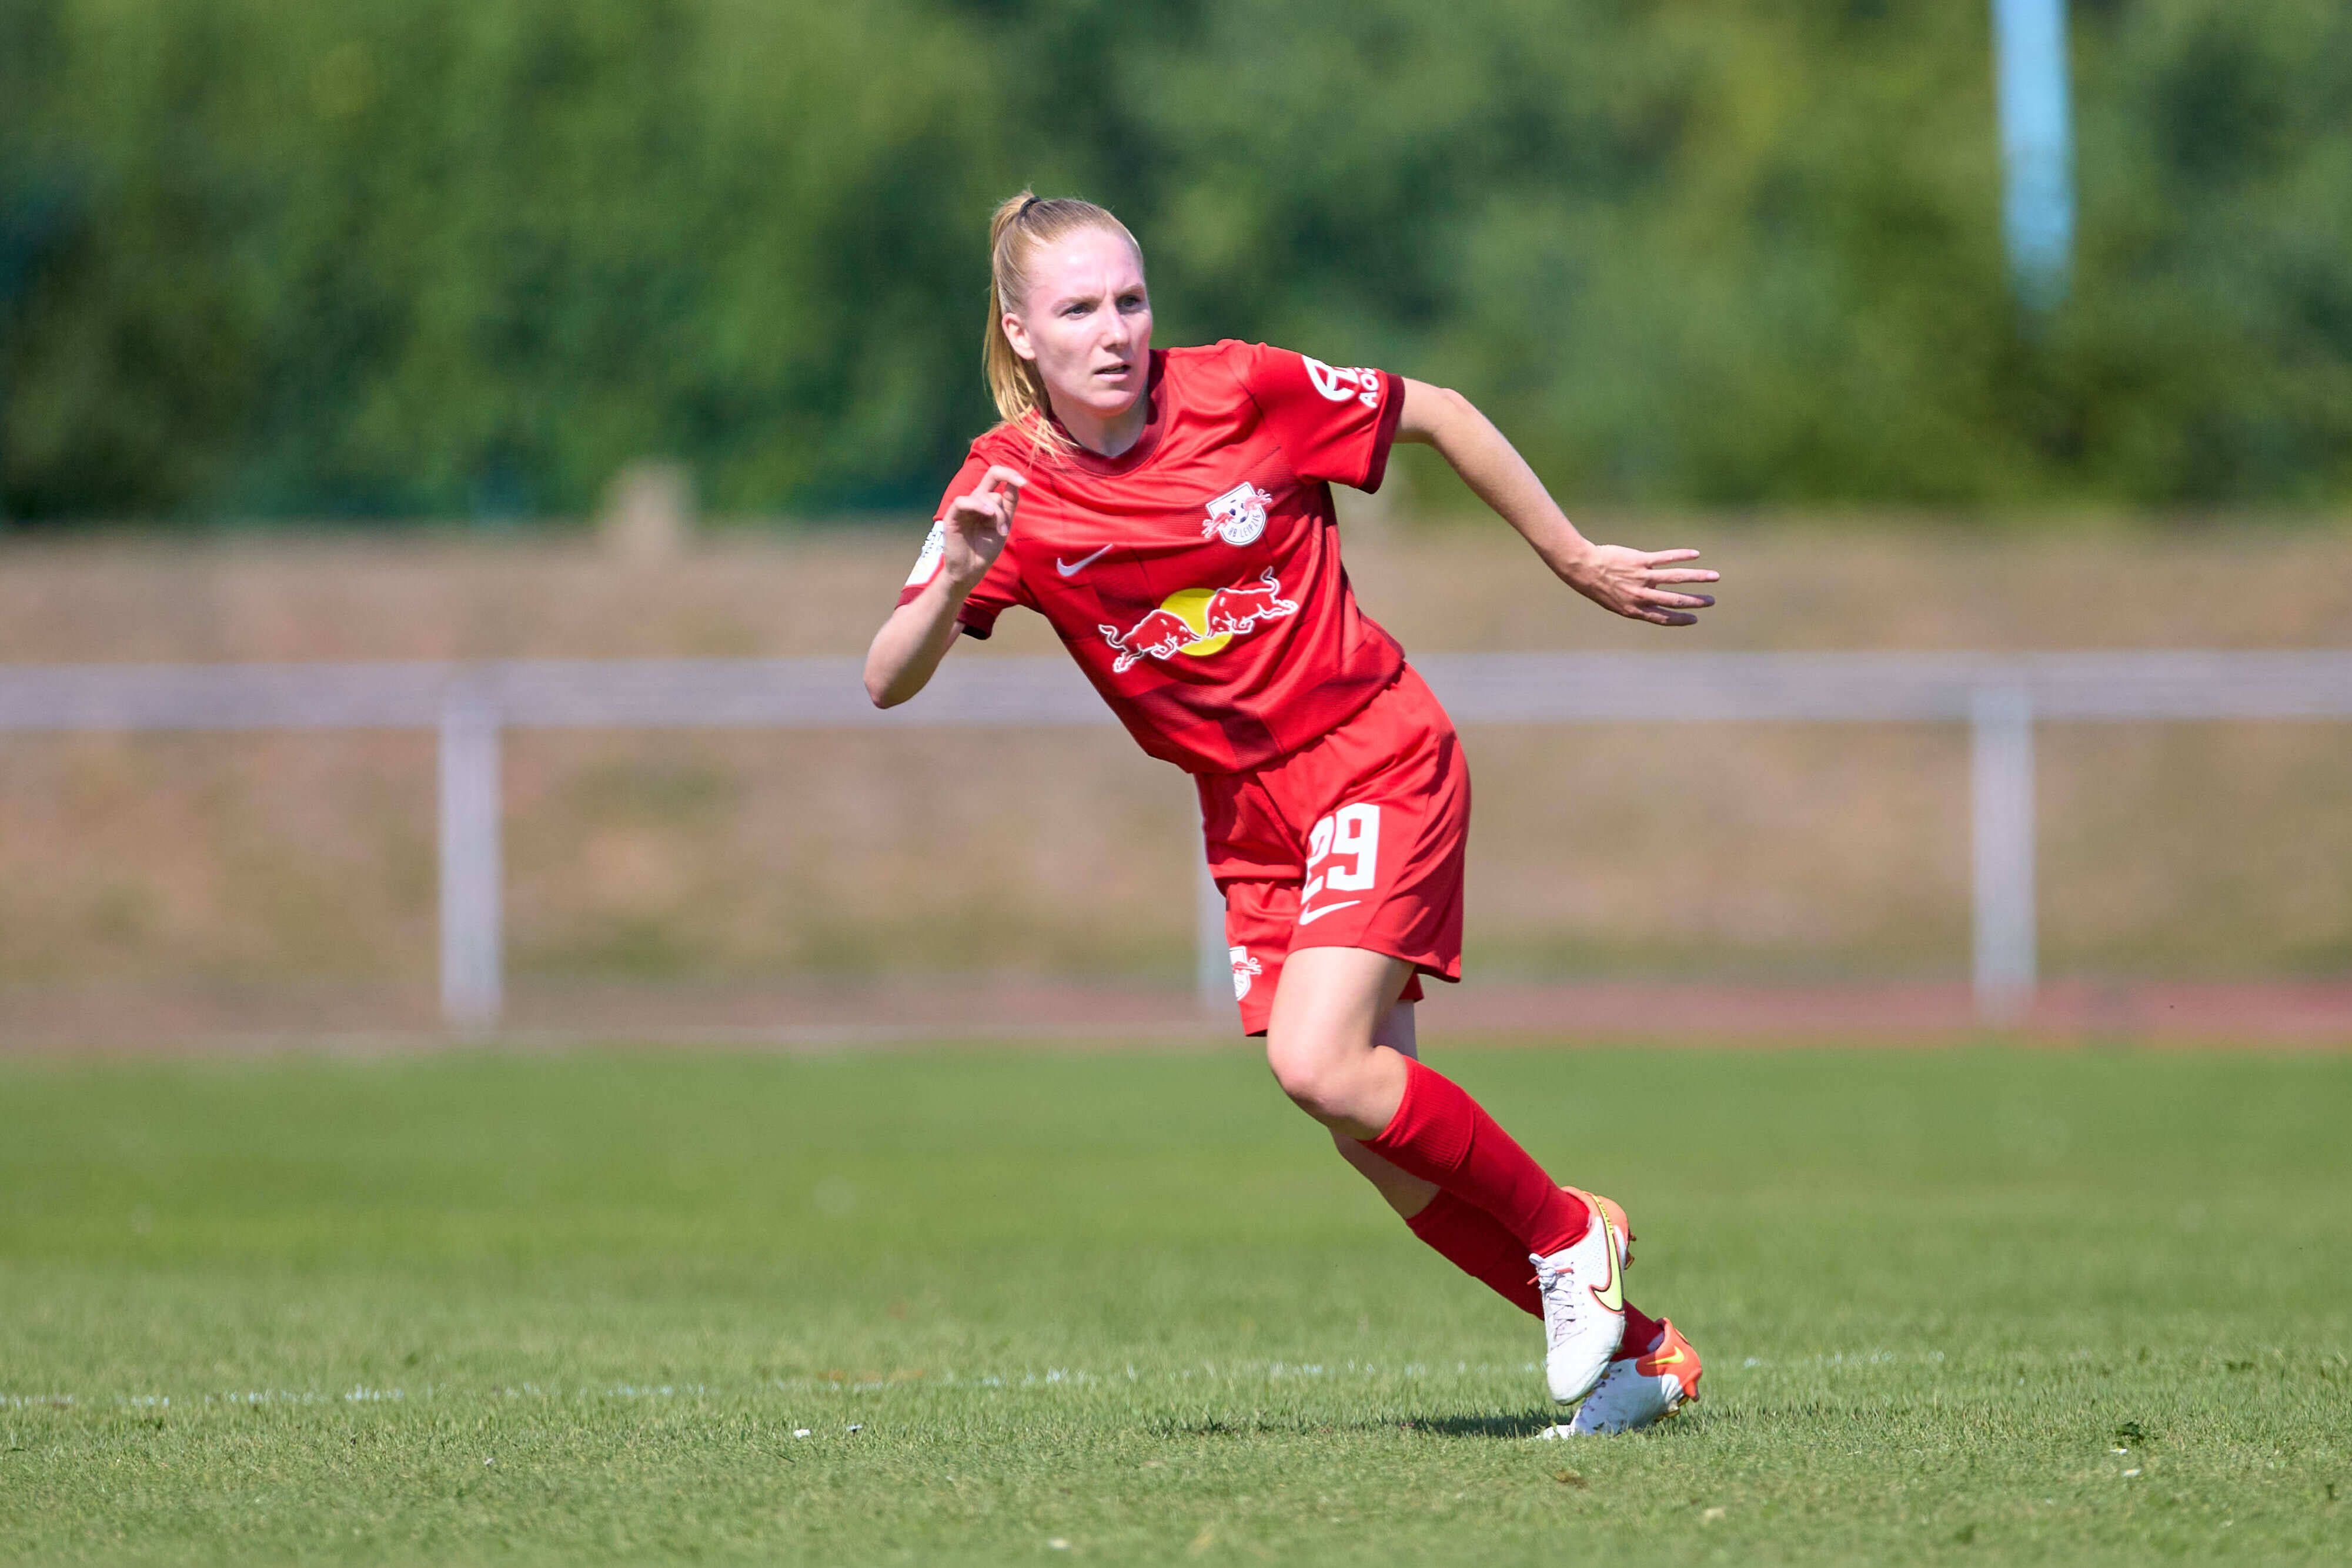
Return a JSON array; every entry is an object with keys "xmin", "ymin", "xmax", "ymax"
[
  {"xmin": 1202, "ymin": 482, "xmax": 1272, "ymax": 546},
  {"xmin": 1230, "ymin": 946, "xmax": 1264, "ymax": 1001}
]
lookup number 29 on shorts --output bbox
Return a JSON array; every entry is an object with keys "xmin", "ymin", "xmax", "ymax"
[{"xmin": 1302, "ymin": 803, "xmax": 1381, "ymax": 910}]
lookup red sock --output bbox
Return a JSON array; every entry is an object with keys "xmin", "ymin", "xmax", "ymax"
[
  {"xmin": 1362, "ymin": 1058, "xmax": 1591, "ymax": 1255},
  {"xmin": 1620, "ymin": 1300, "xmax": 1665, "ymax": 1358},
  {"xmin": 1405, "ymin": 1191, "xmax": 1541, "ymax": 1316},
  {"xmin": 1405, "ymin": 1190, "xmax": 1669, "ymax": 1348}
]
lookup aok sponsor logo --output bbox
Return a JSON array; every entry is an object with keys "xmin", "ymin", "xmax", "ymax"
[
  {"xmin": 1302, "ymin": 356, "xmax": 1381, "ymax": 409},
  {"xmin": 1097, "ymin": 569, "xmax": 1298, "ymax": 675}
]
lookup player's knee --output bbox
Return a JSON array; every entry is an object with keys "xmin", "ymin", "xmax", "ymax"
[{"xmin": 1263, "ymin": 1030, "xmax": 1361, "ymax": 1124}]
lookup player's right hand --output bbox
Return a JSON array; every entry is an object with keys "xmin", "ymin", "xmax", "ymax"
[{"xmin": 938, "ymin": 465, "xmax": 1025, "ymax": 589}]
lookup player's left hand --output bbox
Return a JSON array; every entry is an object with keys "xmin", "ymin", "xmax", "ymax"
[{"xmin": 1558, "ymin": 546, "xmax": 1718, "ymax": 627}]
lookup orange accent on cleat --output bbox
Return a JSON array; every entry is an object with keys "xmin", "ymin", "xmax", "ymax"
[
  {"xmin": 1563, "ymin": 1186, "xmax": 1634, "ymax": 1273},
  {"xmin": 1633, "ymin": 1319, "xmax": 1703, "ymax": 1408},
  {"xmin": 1562, "ymin": 1316, "xmax": 1703, "ymax": 1434},
  {"xmin": 1537, "ymin": 1190, "xmax": 1693, "ymax": 1436}
]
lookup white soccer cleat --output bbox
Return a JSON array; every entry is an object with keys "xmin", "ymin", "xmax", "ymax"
[
  {"xmin": 1533, "ymin": 1202, "xmax": 1626, "ymax": 1406},
  {"xmin": 1563, "ymin": 1318, "xmax": 1703, "ymax": 1435}
]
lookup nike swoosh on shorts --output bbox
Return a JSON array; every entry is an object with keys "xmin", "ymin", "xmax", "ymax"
[
  {"xmin": 1055, "ymin": 546, "xmax": 1113, "ymax": 577},
  {"xmin": 1295, "ymin": 900, "xmax": 1361, "ymax": 927}
]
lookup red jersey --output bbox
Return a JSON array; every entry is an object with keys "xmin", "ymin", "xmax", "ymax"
[{"xmin": 897, "ymin": 340, "xmax": 1407, "ymax": 774}]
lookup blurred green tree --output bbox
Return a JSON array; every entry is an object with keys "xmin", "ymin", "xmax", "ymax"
[{"xmin": 0, "ymin": 0, "xmax": 2345, "ymax": 523}]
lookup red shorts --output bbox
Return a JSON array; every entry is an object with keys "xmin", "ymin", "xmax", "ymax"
[{"xmin": 1196, "ymin": 664, "xmax": 1469, "ymax": 1035}]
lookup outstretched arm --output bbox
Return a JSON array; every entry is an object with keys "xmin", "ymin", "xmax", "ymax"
[
  {"xmin": 1392, "ymin": 379, "xmax": 1716, "ymax": 627},
  {"xmin": 864, "ymin": 465, "xmax": 1025, "ymax": 707}
]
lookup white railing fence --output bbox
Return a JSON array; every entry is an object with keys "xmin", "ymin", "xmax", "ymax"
[{"xmin": 4, "ymin": 651, "xmax": 2346, "ymax": 1030}]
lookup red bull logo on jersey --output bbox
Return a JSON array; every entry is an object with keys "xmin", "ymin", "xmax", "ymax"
[{"xmin": 1097, "ymin": 567, "xmax": 1299, "ymax": 675}]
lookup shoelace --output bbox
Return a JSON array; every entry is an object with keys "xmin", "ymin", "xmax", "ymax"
[{"xmin": 1532, "ymin": 1255, "xmax": 1583, "ymax": 1346}]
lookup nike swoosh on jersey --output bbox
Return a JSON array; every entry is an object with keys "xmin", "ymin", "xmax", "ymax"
[
  {"xmin": 1294, "ymin": 900, "xmax": 1361, "ymax": 927},
  {"xmin": 1589, "ymin": 1214, "xmax": 1625, "ymax": 1313},
  {"xmin": 1055, "ymin": 545, "xmax": 1114, "ymax": 577}
]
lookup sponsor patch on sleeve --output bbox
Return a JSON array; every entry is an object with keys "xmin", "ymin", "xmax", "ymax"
[{"xmin": 1302, "ymin": 356, "xmax": 1381, "ymax": 410}]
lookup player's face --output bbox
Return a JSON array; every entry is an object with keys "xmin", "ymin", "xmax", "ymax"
[{"xmin": 1003, "ymin": 228, "xmax": 1153, "ymax": 424}]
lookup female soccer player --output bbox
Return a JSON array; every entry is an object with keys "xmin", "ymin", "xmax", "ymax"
[{"xmin": 866, "ymin": 193, "xmax": 1714, "ymax": 1431}]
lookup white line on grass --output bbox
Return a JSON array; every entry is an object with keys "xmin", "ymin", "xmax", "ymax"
[{"xmin": 4, "ymin": 1348, "xmax": 1972, "ymax": 1415}]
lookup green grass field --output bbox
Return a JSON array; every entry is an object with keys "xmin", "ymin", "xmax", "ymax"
[{"xmin": 3, "ymin": 1044, "xmax": 2347, "ymax": 1565}]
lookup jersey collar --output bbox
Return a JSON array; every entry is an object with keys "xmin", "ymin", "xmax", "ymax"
[{"xmin": 1051, "ymin": 350, "xmax": 1170, "ymax": 477}]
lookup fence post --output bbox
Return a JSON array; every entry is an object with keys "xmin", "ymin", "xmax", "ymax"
[
  {"xmin": 1970, "ymin": 684, "xmax": 2037, "ymax": 1024},
  {"xmin": 1990, "ymin": 0, "xmax": 2074, "ymax": 308},
  {"xmin": 438, "ymin": 684, "xmax": 503, "ymax": 1032},
  {"xmin": 1195, "ymin": 857, "xmax": 1231, "ymax": 1016}
]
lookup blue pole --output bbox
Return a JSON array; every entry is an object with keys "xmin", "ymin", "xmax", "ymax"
[{"xmin": 1990, "ymin": 0, "xmax": 2074, "ymax": 309}]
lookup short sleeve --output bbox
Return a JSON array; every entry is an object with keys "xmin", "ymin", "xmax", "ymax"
[
  {"xmin": 1232, "ymin": 342, "xmax": 1406, "ymax": 492},
  {"xmin": 895, "ymin": 450, "xmax": 1025, "ymax": 639}
]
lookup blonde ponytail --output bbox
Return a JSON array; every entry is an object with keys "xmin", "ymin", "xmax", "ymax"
[{"xmin": 983, "ymin": 190, "xmax": 1144, "ymax": 452}]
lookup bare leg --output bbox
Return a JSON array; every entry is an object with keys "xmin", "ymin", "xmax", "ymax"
[
  {"xmin": 1262, "ymin": 945, "xmax": 1442, "ymax": 1216},
  {"xmin": 1326, "ymin": 998, "xmax": 1440, "ymax": 1219},
  {"xmin": 1261, "ymin": 945, "xmax": 1418, "ymax": 1139}
]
